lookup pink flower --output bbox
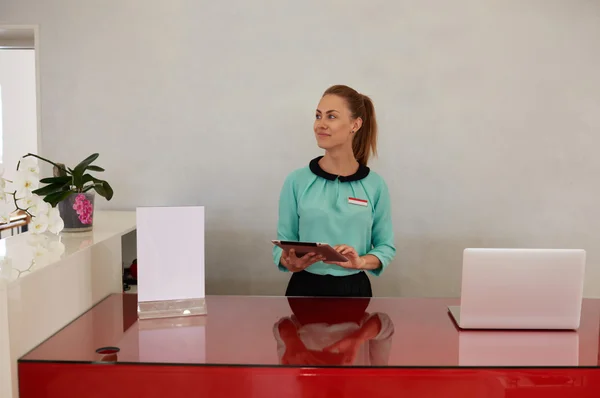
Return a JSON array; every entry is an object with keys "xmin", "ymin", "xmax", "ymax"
[{"xmin": 74, "ymin": 194, "xmax": 94, "ymax": 225}]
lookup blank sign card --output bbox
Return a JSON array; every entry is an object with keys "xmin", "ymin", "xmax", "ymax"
[{"xmin": 136, "ymin": 206, "xmax": 205, "ymax": 318}]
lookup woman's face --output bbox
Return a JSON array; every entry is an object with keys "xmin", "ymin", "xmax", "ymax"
[{"xmin": 314, "ymin": 94, "xmax": 361, "ymax": 151}]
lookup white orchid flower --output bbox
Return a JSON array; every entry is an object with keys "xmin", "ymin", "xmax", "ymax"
[
  {"xmin": 0, "ymin": 209, "xmax": 10, "ymax": 224},
  {"xmin": 27, "ymin": 233, "xmax": 49, "ymax": 247},
  {"xmin": 30, "ymin": 198, "xmax": 50, "ymax": 218},
  {"xmin": 33, "ymin": 244, "xmax": 49, "ymax": 259},
  {"xmin": 0, "ymin": 210, "xmax": 10, "ymax": 224},
  {"xmin": 19, "ymin": 157, "xmax": 40, "ymax": 176},
  {"xmin": 30, "ymin": 213, "xmax": 49, "ymax": 234},
  {"xmin": 0, "ymin": 164, "xmax": 7, "ymax": 201},
  {"xmin": 0, "ymin": 257, "xmax": 13, "ymax": 281},
  {"xmin": 31, "ymin": 239, "xmax": 65, "ymax": 267},
  {"xmin": 18, "ymin": 195, "xmax": 38, "ymax": 211},
  {"xmin": 47, "ymin": 240, "xmax": 65, "ymax": 258},
  {"xmin": 48, "ymin": 207, "xmax": 64, "ymax": 234},
  {"xmin": 14, "ymin": 170, "xmax": 39, "ymax": 198}
]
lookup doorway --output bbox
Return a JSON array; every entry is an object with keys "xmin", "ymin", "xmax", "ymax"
[
  {"xmin": 0, "ymin": 26, "xmax": 39, "ymax": 179},
  {"xmin": 0, "ymin": 26, "xmax": 40, "ymax": 238}
]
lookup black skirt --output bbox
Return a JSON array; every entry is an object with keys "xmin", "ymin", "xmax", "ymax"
[{"xmin": 285, "ymin": 270, "xmax": 373, "ymax": 298}]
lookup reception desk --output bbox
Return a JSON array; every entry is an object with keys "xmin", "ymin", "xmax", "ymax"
[
  {"xmin": 18, "ymin": 293, "xmax": 600, "ymax": 397},
  {"xmin": 0, "ymin": 211, "xmax": 136, "ymax": 398}
]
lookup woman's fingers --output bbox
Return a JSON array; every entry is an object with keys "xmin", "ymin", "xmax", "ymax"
[
  {"xmin": 284, "ymin": 252, "xmax": 324, "ymax": 272},
  {"xmin": 334, "ymin": 245, "xmax": 358, "ymax": 257},
  {"xmin": 284, "ymin": 250, "xmax": 328, "ymax": 272},
  {"xmin": 300, "ymin": 253, "xmax": 324, "ymax": 267},
  {"xmin": 298, "ymin": 252, "xmax": 314, "ymax": 264},
  {"xmin": 344, "ymin": 247, "xmax": 357, "ymax": 256},
  {"xmin": 334, "ymin": 245, "xmax": 346, "ymax": 253},
  {"xmin": 335, "ymin": 245, "xmax": 352, "ymax": 254},
  {"xmin": 323, "ymin": 340, "xmax": 342, "ymax": 353}
]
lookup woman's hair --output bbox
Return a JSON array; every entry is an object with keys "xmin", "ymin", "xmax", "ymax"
[{"xmin": 323, "ymin": 84, "xmax": 378, "ymax": 165}]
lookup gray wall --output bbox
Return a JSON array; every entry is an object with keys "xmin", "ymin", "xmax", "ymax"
[{"xmin": 2, "ymin": 0, "xmax": 600, "ymax": 297}]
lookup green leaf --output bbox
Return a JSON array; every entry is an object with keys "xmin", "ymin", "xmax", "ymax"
[
  {"xmin": 71, "ymin": 154, "xmax": 101, "ymax": 190},
  {"xmin": 82, "ymin": 174, "xmax": 94, "ymax": 184},
  {"xmin": 73, "ymin": 153, "xmax": 99, "ymax": 176},
  {"xmin": 39, "ymin": 176, "xmax": 72, "ymax": 185},
  {"xmin": 96, "ymin": 181, "xmax": 114, "ymax": 201},
  {"xmin": 32, "ymin": 182, "xmax": 70, "ymax": 196},
  {"xmin": 86, "ymin": 165, "xmax": 105, "ymax": 172},
  {"xmin": 89, "ymin": 176, "xmax": 114, "ymax": 200},
  {"xmin": 43, "ymin": 190, "xmax": 74, "ymax": 207},
  {"xmin": 71, "ymin": 170, "xmax": 83, "ymax": 188}
]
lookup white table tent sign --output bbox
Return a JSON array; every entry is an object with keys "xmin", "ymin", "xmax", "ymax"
[{"xmin": 136, "ymin": 206, "xmax": 206, "ymax": 319}]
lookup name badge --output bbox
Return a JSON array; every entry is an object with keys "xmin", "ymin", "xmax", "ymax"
[{"xmin": 348, "ymin": 197, "xmax": 368, "ymax": 207}]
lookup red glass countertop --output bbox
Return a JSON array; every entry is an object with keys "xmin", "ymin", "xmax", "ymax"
[{"xmin": 20, "ymin": 294, "xmax": 600, "ymax": 368}]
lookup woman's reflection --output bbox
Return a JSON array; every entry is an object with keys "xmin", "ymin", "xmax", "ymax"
[{"xmin": 273, "ymin": 297, "xmax": 394, "ymax": 366}]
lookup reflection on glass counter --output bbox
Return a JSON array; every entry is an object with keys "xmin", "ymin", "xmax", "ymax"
[
  {"xmin": 274, "ymin": 297, "xmax": 393, "ymax": 366},
  {"xmin": 18, "ymin": 294, "xmax": 600, "ymax": 368},
  {"xmin": 0, "ymin": 211, "xmax": 133, "ymax": 286},
  {"xmin": 0, "ymin": 234, "xmax": 66, "ymax": 283},
  {"xmin": 16, "ymin": 292, "xmax": 600, "ymax": 398},
  {"xmin": 458, "ymin": 329, "xmax": 579, "ymax": 367}
]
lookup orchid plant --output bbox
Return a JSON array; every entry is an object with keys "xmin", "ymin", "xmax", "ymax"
[
  {"xmin": 0, "ymin": 156, "xmax": 64, "ymax": 234},
  {"xmin": 0, "ymin": 153, "xmax": 113, "ymax": 235},
  {"xmin": 23, "ymin": 152, "xmax": 113, "ymax": 207}
]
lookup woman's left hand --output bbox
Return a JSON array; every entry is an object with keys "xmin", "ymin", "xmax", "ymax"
[
  {"xmin": 324, "ymin": 245, "xmax": 365, "ymax": 269},
  {"xmin": 322, "ymin": 332, "xmax": 363, "ymax": 365}
]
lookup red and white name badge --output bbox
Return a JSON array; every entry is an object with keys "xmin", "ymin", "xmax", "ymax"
[{"xmin": 348, "ymin": 197, "xmax": 368, "ymax": 207}]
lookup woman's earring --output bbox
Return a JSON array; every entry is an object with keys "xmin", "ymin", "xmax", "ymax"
[{"xmin": 351, "ymin": 130, "xmax": 355, "ymax": 134}]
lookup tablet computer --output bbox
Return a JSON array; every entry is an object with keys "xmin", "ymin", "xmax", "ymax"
[{"xmin": 272, "ymin": 240, "xmax": 348, "ymax": 263}]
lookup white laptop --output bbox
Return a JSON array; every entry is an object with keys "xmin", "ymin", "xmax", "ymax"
[{"xmin": 448, "ymin": 248, "xmax": 586, "ymax": 330}]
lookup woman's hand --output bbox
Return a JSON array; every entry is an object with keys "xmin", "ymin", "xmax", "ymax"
[
  {"xmin": 282, "ymin": 343, "xmax": 345, "ymax": 365},
  {"xmin": 322, "ymin": 332, "xmax": 363, "ymax": 365},
  {"xmin": 280, "ymin": 249, "xmax": 325, "ymax": 272},
  {"xmin": 278, "ymin": 319, "xmax": 345, "ymax": 365},
  {"xmin": 324, "ymin": 245, "xmax": 366, "ymax": 269},
  {"xmin": 325, "ymin": 245, "xmax": 382, "ymax": 271}
]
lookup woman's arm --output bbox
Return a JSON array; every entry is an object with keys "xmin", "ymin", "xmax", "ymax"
[
  {"xmin": 365, "ymin": 180, "xmax": 396, "ymax": 275},
  {"xmin": 326, "ymin": 248, "xmax": 385, "ymax": 272},
  {"xmin": 357, "ymin": 254, "xmax": 382, "ymax": 271},
  {"xmin": 273, "ymin": 174, "xmax": 299, "ymax": 271},
  {"xmin": 277, "ymin": 318, "xmax": 304, "ymax": 347},
  {"xmin": 333, "ymin": 181, "xmax": 395, "ymax": 273},
  {"xmin": 368, "ymin": 313, "xmax": 394, "ymax": 366}
]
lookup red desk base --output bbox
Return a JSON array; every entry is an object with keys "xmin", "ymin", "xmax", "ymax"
[{"xmin": 18, "ymin": 362, "xmax": 600, "ymax": 398}]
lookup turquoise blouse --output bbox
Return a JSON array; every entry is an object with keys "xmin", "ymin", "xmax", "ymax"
[{"xmin": 273, "ymin": 156, "xmax": 396, "ymax": 276}]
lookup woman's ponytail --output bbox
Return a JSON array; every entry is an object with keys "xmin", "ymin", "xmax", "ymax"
[{"xmin": 323, "ymin": 85, "xmax": 378, "ymax": 165}]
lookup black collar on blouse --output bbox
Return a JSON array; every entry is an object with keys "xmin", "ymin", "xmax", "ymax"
[{"xmin": 309, "ymin": 156, "xmax": 370, "ymax": 182}]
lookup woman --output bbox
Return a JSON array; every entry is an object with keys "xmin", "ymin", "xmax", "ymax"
[{"xmin": 273, "ymin": 84, "xmax": 396, "ymax": 297}]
